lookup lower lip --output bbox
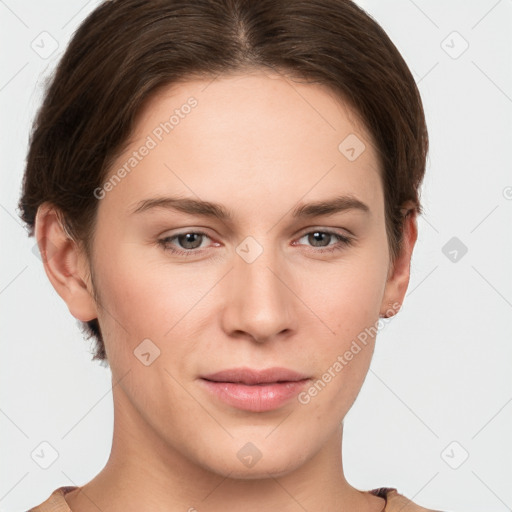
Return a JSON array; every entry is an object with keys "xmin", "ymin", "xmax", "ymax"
[{"xmin": 199, "ymin": 378, "xmax": 310, "ymax": 412}]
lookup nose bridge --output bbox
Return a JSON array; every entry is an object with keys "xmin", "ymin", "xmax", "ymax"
[{"xmin": 223, "ymin": 235, "xmax": 295, "ymax": 341}]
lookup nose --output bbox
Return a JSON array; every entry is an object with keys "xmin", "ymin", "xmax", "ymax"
[{"xmin": 220, "ymin": 243, "xmax": 297, "ymax": 343}]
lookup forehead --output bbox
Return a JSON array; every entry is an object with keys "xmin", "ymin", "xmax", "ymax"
[
  {"xmin": 99, "ymin": 70, "xmax": 383, "ymax": 220},
  {"xmin": 135, "ymin": 69, "xmax": 375, "ymax": 155}
]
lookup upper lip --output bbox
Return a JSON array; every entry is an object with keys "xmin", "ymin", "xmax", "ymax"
[{"xmin": 201, "ymin": 367, "xmax": 310, "ymax": 385}]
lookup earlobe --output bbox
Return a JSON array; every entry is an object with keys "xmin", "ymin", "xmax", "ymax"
[
  {"xmin": 34, "ymin": 202, "xmax": 98, "ymax": 322},
  {"xmin": 379, "ymin": 206, "xmax": 419, "ymax": 318}
]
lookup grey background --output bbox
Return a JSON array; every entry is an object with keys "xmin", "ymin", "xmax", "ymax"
[{"xmin": 1, "ymin": 1, "xmax": 511, "ymax": 510}]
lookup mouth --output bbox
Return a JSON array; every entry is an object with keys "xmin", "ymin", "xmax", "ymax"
[{"xmin": 199, "ymin": 367, "xmax": 311, "ymax": 412}]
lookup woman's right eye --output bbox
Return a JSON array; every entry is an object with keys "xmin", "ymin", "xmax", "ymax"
[{"xmin": 157, "ymin": 231, "xmax": 213, "ymax": 257}]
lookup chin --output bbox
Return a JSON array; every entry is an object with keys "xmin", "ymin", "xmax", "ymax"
[{"xmin": 199, "ymin": 444, "xmax": 311, "ymax": 480}]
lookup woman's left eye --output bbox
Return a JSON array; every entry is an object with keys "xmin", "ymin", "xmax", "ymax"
[
  {"xmin": 294, "ymin": 230, "xmax": 354, "ymax": 253},
  {"xmin": 157, "ymin": 229, "xmax": 353, "ymax": 257}
]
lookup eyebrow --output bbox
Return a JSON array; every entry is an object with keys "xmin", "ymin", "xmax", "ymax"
[{"xmin": 129, "ymin": 194, "xmax": 370, "ymax": 220}]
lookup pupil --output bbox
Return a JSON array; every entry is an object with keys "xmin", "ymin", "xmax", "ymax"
[
  {"xmin": 180, "ymin": 233, "xmax": 201, "ymax": 249},
  {"xmin": 310, "ymin": 232, "xmax": 329, "ymax": 247}
]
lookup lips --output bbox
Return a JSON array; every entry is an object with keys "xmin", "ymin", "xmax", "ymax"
[
  {"xmin": 201, "ymin": 367, "xmax": 310, "ymax": 385},
  {"xmin": 199, "ymin": 367, "xmax": 311, "ymax": 412}
]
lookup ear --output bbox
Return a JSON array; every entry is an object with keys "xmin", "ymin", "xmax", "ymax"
[
  {"xmin": 379, "ymin": 204, "xmax": 418, "ymax": 318},
  {"xmin": 34, "ymin": 202, "xmax": 98, "ymax": 322}
]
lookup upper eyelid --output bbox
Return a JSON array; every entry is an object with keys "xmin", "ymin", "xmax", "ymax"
[
  {"xmin": 296, "ymin": 226, "xmax": 352, "ymax": 237},
  {"xmin": 161, "ymin": 227, "xmax": 349, "ymax": 238},
  {"xmin": 161, "ymin": 224, "xmax": 351, "ymax": 235}
]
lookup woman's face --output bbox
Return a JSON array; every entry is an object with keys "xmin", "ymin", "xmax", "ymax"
[{"xmin": 84, "ymin": 69, "xmax": 402, "ymax": 477}]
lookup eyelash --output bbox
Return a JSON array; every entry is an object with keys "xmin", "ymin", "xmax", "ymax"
[{"xmin": 157, "ymin": 229, "xmax": 354, "ymax": 257}]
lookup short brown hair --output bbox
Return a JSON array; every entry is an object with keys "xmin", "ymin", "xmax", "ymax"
[{"xmin": 18, "ymin": 0, "xmax": 429, "ymax": 362}]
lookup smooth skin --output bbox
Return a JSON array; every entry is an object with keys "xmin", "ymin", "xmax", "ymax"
[{"xmin": 35, "ymin": 68, "xmax": 417, "ymax": 512}]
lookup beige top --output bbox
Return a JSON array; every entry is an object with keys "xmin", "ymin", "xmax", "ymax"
[{"xmin": 27, "ymin": 485, "xmax": 447, "ymax": 511}]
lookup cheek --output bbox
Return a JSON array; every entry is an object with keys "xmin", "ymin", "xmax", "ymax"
[
  {"xmin": 91, "ymin": 244, "xmax": 197, "ymax": 361},
  {"xmin": 304, "ymin": 252, "xmax": 387, "ymax": 341},
  {"xmin": 298, "ymin": 251, "xmax": 387, "ymax": 405}
]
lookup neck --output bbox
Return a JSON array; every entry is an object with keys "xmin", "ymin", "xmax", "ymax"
[{"xmin": 64, "ymin": 378, "xmax": 385, "ymax": 512}]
